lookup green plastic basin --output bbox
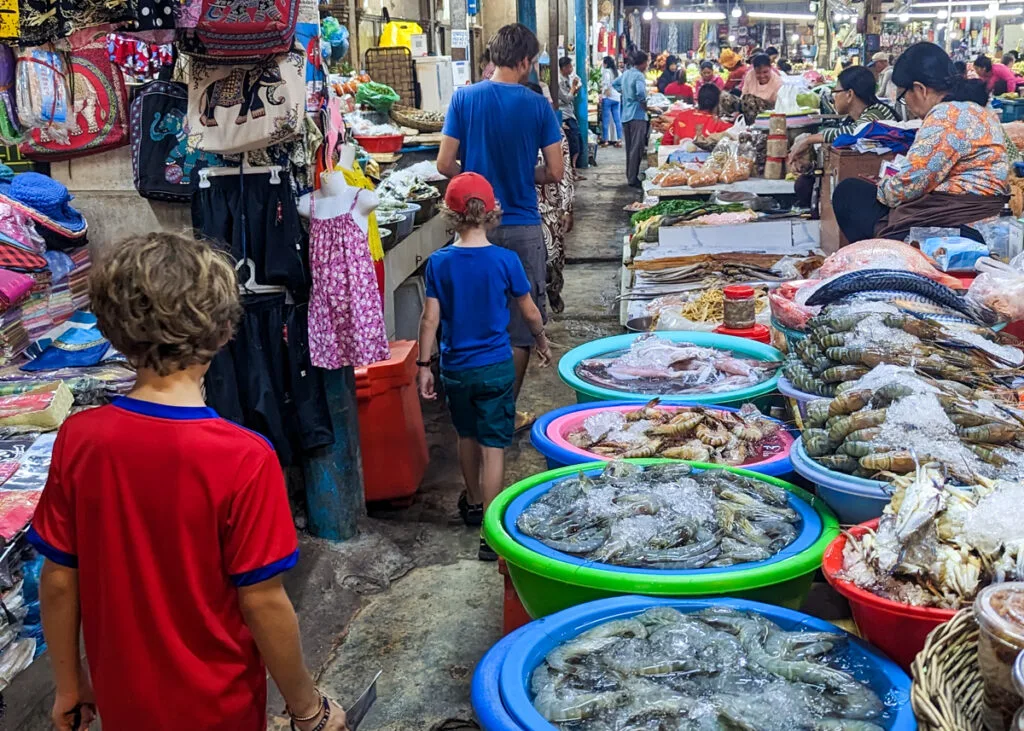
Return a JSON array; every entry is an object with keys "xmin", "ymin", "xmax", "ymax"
[
  {"xmin": 558, "ymin": 331, "xmax": 783, "ymax": 406},
  {"xmin": 484, "ymin": 459, "xmax": 839, "ymax": 619}
]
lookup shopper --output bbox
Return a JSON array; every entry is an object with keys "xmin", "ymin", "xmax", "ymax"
[
  {"xmin": 695, "ymin": 60, "xmax": 725, "ymax": 93},
  {"xmin": 416, "ymin": 173, "xmax": 551, "ymax": 560},
  {"xmin": 656, "ymin": 54, "xmax": 680, "ymax": 94},
  {"xmin": 30, "ymin": 233, "xmax": 348, "ymax": 731},
  {"xmin": 742, "ymin": 53, "xmax": 783, "ymax": 104},
  {"xmin": 600, "ymin": 55, "xmax": 623, "ymax": 147},
  {"xmin": 663, "ymin": 69, "xmax": 695, "ymax": 101},
  {"xmin": 614, "ymin": 50, "xmax": 650, "ymax": 188},
  {"xmin": 868, "ymin": 51, "xmax": 895, "ymax": 99},
  {"xmin": 557, "ymin": 56, "xmax": 583, "ymax": 169},
  {"xmin": 437, "ymin": 23, "xmax": 564, "ymax": 425},
  {"xmin": 833, "ymin": 42, "xmax": 1008, "ymax": 242}
]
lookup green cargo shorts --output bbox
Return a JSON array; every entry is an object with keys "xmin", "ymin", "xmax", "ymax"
[{"xmin": 441, "ymin": 359, "xmax": 515, "ymax": 448}]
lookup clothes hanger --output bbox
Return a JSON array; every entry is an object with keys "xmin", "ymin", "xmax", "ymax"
[
  {"xmin": 199, "ymin": 164, "xmax": 282, "ymax": 188},
  {"xmin": 235, "ymin": 258, "xmax": 286, "ymax": 295}
]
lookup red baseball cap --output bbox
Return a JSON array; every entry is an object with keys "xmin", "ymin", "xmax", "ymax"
[{"xmin": 444, "ymin": 172, "xmax": 497, "ymax": 213}]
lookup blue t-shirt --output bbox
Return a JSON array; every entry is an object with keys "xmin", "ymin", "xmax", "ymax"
[
  {"xmin": 424, "ymin": 244, "xmax": 531, "ymax": 371},
  {"xmin": 441, "ymin": 81, "xmax": 563, "ymax": 226}
]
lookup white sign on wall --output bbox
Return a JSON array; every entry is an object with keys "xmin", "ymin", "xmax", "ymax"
[{"xmin": 452, "ymin": 29, "xmax": 469, "ymax": 49}]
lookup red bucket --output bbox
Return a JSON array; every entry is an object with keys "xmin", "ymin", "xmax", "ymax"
[
  {"xmin": 354, "ymin": 133, "xmax": 404, "ymax": 153},
  {"xmin": 822, "ymin": 519, "xmax": 955, "ymax": 669}
]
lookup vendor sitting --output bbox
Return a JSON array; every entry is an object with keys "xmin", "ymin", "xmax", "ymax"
[
  {"xmin": 787, "ymin": 66, "xmax": 896, "ymax": 165},
  {"xmin": 695, "ymin": 60, "xmax": 725, "ymax": 93},
  {"xmin": 720, "ymin": 50, "xmax": 747, "ymax": 92},
  {"xmin": 741, "ymin": 54, "xmax": 783, "ymax": 104},
  {"xmin": 832, "ymin": 42, "xmax": 1008, "ymax": 244},
  {"xmin": 974, "ymin": 53, "xmax": 1019, "ymax": 95},
  {"xmin": 663, "ymin": 69, "xmax": 695, "ymax": 102},
  {"xmin": 665, "ymin": 85, "xmax": 732, "ymax": 144}
]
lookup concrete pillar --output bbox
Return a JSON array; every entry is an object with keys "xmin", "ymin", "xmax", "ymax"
[
  {"xmin": 548, "ymin": 0, "xmax": 560, "ymax": 103},
  {"xmin": 519, "ymin": 0, "xmax": 537, "ymax": 32},
  {"xmin": 574, "ymin": 0, "xmax": 589, "ymax": 168},
  {"xmin": 451, "ymin": 0, "xmax": 468, "ymax": 61},
  {"xmin": 303, "ymin": 367, "xmax": 365, "ymax": 541},
  {"xmin": 348, "ymin": 0, "xmax": 361, "ymax": 71}
]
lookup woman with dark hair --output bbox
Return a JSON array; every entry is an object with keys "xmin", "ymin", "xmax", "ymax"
[
  {"xmin": 832, "ymin": 42, "xmax": 1008, "ymax": 243},
  {"xmin": 974, "ymin": 53, "xmax": 1019, "ymax": 94},
  {"xmin": 695, "ymin": 60, "xmax": 725, "ymax": 92},
  {"xmin": 663, "ymin": 69, "xmax": 694, "ymax": 101},
  {"xmin": 741, "ymin": 53, "xmax": 783, "ymax": 103},
  {"xmin": 657, "ymin": 54, "xmax": 680, "ymax": 94},
  {"xmin": 667, "ymin": 84, "xmax": 732, "ymax": 143},
  {"xmin": 787, "ymin": 66, "xmax": 896, "ymax": 164},
  {"xmin": 600, "ymin": 55, "xmax": 623, "ymax": 147}
]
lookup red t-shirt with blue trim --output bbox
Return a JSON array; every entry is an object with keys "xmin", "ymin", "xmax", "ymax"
[{"xmin": 28, "ymin": 397, "xmax": 298, "ymax": 731}]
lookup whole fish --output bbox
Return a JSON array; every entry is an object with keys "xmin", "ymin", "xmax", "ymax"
[{"xmin": 805, "ymin": 270, "xmax": 996, "ymax": 325}]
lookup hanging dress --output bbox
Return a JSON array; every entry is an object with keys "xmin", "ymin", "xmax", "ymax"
[{"xmin": 308, "ymin": 190, "xmax": 390, "ymax": 369}]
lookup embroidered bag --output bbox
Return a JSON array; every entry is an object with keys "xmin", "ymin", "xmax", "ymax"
[
  {"xmin": 20, "ymin": 26, "xmax": 129, "ymax": 160},
  {"xmin": 131, "ymin": 80, "xmax": 218, "ymax": 201},
  {"xmin": 187, "ymin": 45, "xmax": 303, "ymax": 154},
  {"xmin": 177, "ymin": 0, "xmax": 299, "ymax": 61}
]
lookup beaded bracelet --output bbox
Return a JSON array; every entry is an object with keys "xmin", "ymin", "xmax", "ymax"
[{"xmin": 289, "ymin": 694, "xmax": 329, "ymax": 730}]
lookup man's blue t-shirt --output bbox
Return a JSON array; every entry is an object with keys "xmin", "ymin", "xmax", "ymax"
[
  {"xmin": 441, "ymin": 81, "xmax": 563, "ymax": 226},
  {"xmin": 424, "ymin": 244, "xmax": 531, "ymax": 371}
]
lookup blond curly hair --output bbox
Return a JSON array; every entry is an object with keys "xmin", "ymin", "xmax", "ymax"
[
  {"xmin": 439, "ymin": 199, "xmax": 503, "ymax": 233},
  {"xmin": 90, "ymin": 233, "xmax": 242, "ymax": 376}
]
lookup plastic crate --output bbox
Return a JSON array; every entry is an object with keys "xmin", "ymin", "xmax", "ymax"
[{"xmin": 1002, "ymin": 98, "xmax": 1024, "ymax": 122}]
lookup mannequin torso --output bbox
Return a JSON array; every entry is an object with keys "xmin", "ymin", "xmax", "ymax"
[{"xmin": 298, "ymin": 170, "xmax": 379, "ymax": 234}]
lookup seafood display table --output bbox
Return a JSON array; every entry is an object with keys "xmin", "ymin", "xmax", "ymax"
[
  {"xmin": 382, "ymin": 214, "xmax": 449, "ymax": 339},
  {"xmin": 646, "ymin": 178, "xmax": 797, "ymax": 199}
]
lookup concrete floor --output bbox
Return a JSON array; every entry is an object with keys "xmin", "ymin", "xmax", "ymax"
[{"xmin": 276, "ymin": 147, "xmax": 637, "ymax": 730}]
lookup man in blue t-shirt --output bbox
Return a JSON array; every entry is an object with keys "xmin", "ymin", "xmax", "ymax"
[{"xmin": 437, "ymin": 23, "xmax": 564, "ymax": 416}]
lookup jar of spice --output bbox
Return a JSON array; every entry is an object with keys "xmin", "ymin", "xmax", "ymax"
[
  {"xmin": 722, "ymin": 285, "xmax": 757, "ymax": 330},
  {"xmin": 1012, "ymin": 651, "xmax": 1024, "ymax": 730},
  {"xmin": 975, "ymin": 582, "xmax": 1024, "ymax": 730}
]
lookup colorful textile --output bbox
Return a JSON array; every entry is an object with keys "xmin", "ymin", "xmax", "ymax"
[
  {"xmin": 0, "ymin": 269, "xmax": 33, "ymax": 309},
  {"xmin": 22, "ymin": 318, "xmax": 111, "ymax": 372},
  {"xmin": 27, "ymin": 400, "xmax": 298, "ymax": 730},
  {"xmin": 832, "ymin": 121, "xmax": 917, "ymax": 155},
  {"xmin": 338, "ymin": 161, "xmax": 384, "ymax": 261},
  {"xmin": 307, "ymin": 192, "xmax": 390, "ymax": 369},
  {"xmin": 0, "ymin": 382, "xmax": 73, "ymax": 430},
  {"xmin": 538, "ymin": 137, "xmax": 574, "ymax": 314},
  {"xmin": 820, "ymin": 103, "xmax": 897, "ymax": 143},
  {"xmin": 17, "ymin": 0, "xmax": 133, "ymax": 44},
  {"xmin": 877, "ymin": 102, "xmax": 1009, "ymax": 208},
  {"xmin": 3, "ymin": 432, "xmax": 54, "ymax": 491},
  {"xmin": 0, "ymin": 173, "xmax": 86, "ymax": 236},
  {"xmin": 0, "ymin": 490, "xmax": 41, "ymax": 540},
  {"xmin": 106, "ymin": 32, "xmax": 174, "ymax": 83}
]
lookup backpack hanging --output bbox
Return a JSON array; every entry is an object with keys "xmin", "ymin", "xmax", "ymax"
[
  {"xmin": 131, "ymin": 80, "xmax": 219, "ymax": 202},
  {"xmin": 177, "ymin": 0, "xmax": 299, "ymax": 62},
  {"xmin": 187, "ymin": 45, "xmax": 304, "ymax": 154},
  {"xmin": 20, "ymin": 26, "xmax": 129, "ymax": 160}
]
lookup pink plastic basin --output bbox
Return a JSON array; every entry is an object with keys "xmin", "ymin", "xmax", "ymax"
[{"xmin": 546, "ymin": 404, "xmax": 794, "ymax": 473}]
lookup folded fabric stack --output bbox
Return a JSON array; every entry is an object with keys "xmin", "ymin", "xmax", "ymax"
[
  {"xmin": 67, "ymin": 247, "xmax": 91, "ymax": 311},
  {"xmin": 47, "ymin": 280, "xmax": 74, "ymax": 326},
  {"xmin": 0, "ymin": 308, "xmax": 29, "ymax": 366},
  {"xmin": 21, "ymin": 272, "xmax": 53, "ymax": 342},
  {"xmin": 0, "ymin": 270, "xmax": 33, "ymax": 315}
]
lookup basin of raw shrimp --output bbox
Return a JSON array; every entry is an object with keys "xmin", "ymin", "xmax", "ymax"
[
  {"xmin": 472, "ymin": 625, "xmax": 531, "ymax": 730},
  {"xmin": 483, "ymin": 459, "xmax": 838, "ymax": 618},
  {"xmin": 790, "ymin": 437, "xmax": 892, "ymax": 525},
  {"xmin": 778, "ymin": 375, "xmax": 820, "ymax": 423},
  {"xmin": 531, "ymin": 401, "xmax": 795, "ymax": 476},
  {"xmin": 558, "ymin": 332, "xmax": 783, "ymax": 406},
  {"xmin": 494, "ymin": 594, "xmax": 916, "ymax": 731},
  {"xmin": 823, "ymin": 521, "xmax": 956, "ymax": 670}
]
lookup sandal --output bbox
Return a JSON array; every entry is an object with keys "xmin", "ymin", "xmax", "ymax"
[{"xmin": 515, "ymin": 410, "xmax": 536, "ymax": 433}]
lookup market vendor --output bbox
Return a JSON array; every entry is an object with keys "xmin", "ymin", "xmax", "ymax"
[
  {"xmin": 695, "ymin": 60, "xmax": 725, "ymax": 93},
  {"xmin": 657, "ymin": 54, "xmax": 681, "ymax": 94},
  {"xmin": 974, "ymin": 54, "xmax": 1020, "ymax": 95},
  {"xmin": 663, "ymin": 69, "xmax": 694, "ymax": 101},
  {"xmin": 720, "ymin": 50, "xmax": 747, "ymax": 92},
  {"xmin": 666, "ymin": 85, "xmax": 732, "ymax": 144},
  {"xmin": 787, "ymin": 66, "xmax": 896, "ymax": 166},
  {"xmin": 832, "ymin": 43, "xmax": 1008, "ymax": 243},
  {"xmin": 741, "ymin": 54, "xmax": 783, "ymax": 104}
]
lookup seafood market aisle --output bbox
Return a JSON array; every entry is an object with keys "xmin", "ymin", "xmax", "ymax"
[{"xmin": 276, "ymin": 150, "xmax": 631, "ymax": 731}]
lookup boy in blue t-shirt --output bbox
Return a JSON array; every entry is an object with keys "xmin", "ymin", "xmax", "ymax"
[{"xmin": 417, "ymin": 173, "xmax": 551, "ymax": 560}]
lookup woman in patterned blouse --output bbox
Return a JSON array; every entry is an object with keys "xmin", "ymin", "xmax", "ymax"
[{"xmin": 832, "ymin": 42, "xmax": 1009, "ymax": 243}]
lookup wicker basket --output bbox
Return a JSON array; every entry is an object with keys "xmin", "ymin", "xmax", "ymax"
[
  {"xmin": 911, "ymin": 607, "xmax": 984, "ymax": 731},
  {"xmin": 390, "ymin": 104, "xmax": 444, "ymax": 133}
]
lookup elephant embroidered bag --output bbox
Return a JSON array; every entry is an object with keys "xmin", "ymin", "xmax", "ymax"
[
  {"xmin": 131, "ymin": 80, "xmax": 220, "ymax": 201},
  {"xmin": 187, "ymin": 46, "xmax": 303, "ymax": 155},
  {"xmin": 177, "ymin": 0, "xmax": 299, "ymax": 61},
  {"xmin": 20, "ymin": 26, "xmax": 129, "ymax": 160}
]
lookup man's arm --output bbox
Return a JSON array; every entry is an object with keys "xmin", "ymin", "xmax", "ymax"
[
  {"xmin": 515, "ymin": 294, "xmax": 552, "ymax": 366},
  {"xmin": 240, "ymin": 577, "xmax": 348, "ymax": 730},
  {"xmin": 436, "ymin": 135, "xmax": 462, "ymax": 179},
  {"xmin": 535, "ymin": 141, "xmax": 565, "ymax": 185},
  {"xmin": 40, "ymin": 561, "xmax": 94, "ymax": 731}
]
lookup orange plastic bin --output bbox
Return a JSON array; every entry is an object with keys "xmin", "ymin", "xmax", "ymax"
[{"xmin": 354, "ymin": 341, "xmax": 428, "ymax": 502}]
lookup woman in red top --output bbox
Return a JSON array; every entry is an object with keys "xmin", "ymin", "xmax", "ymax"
[
  {"xmin": 668, "ymin": 84, "xmax": 732, "ymax": 143},
  {"xmin": 663, "ymin": 69, "xmax": 695, "ymax": 102},
  {"xmin": 694, "ymin": 60, "xmax": 725, "ymax": 92}
]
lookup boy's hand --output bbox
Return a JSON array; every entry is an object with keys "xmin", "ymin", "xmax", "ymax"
[
  {"xmin": 294, "ymin": 698, "xmax": 349, "ymax": 731},
  {"xmin": 535, "ymin": 333, "xmax": 553, "ymax": 368},
  {"xmin": 417, "ymin": 367, "xmax": 436, "ymax": 400},
  {"xmin": 52, "ymin": 686, "xmax": 96, "ymax": 730}
]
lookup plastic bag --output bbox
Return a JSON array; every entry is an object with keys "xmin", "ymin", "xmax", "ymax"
[
  {"xmin": 379, "ymin": 8, "xmax": 423, "ymax": 49},
  {"xmin": 965, "ymin": 256, "xmax": 1024, "ymax": 321},
  {"xmin": 921, "ymin": 236, "xmax": 988, "ymax": 272},
  {"xmin": 15, "ymin": 48, "xmax": 71, "ymax": 145},
  {"xmin": 775, "ymin": 84, "xmax": 801, "ymax": 114},
  {"xmin": 355, "ymin": 81, "xmax": 400, "ymax": 112},
  {"xmin": 652, "ymin": 168, "xmax": 692, "ymax": 187},
  {"xmin": 688, "ymin": 165, "xmax": 720, "ymax": 187}
]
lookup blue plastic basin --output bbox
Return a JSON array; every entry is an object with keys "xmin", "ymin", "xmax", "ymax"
[
  {"xmin": 471, "ymin": 626, "xmax": 529, "ymax": 730},
  {"xmin": 530, "ymin": 400, "xmax": 795, "ymax": 477},
  {"xmin": 504, "ymin": 463, "xmax": 821, "ymax": 576},
  {"xmin": 499, "ymin": 595, "xmax": 916, "ymax": 730},
  {"xmin": 790, "ymin": 437, "xmax": 891, "ymax": 524}
]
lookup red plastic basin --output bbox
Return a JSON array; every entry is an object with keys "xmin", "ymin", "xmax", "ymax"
[
  {"xmin": 822, "ymin": 520, "xmax": 955, "ymax": 670},
  {"xmin": 354, "ymin": 133, "xmax": 404, "ymax": 153}
]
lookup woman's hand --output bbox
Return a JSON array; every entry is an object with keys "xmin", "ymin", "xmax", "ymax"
[{"xmin": 293, "ymin": 699, "xmax": 349, "ymax": 731}]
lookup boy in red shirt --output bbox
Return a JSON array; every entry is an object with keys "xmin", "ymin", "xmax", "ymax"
[
  {"xmin": 666, "ymin": 84, "xmax": 733, "ymax": 144},
  {"xmin": 29, "ymin": 233, "xmax": 348, "ymax": 731}
]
